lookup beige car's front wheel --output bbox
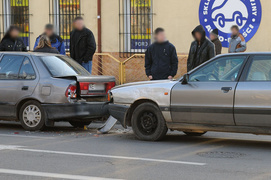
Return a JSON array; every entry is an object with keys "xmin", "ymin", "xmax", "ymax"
[
  {"xmin": 19, "ymin": 100, "xmax": 46, "ymax": 131},
  {"xmin": 131, "ymin": 102, "xmax": 168, "ymax": 141}
]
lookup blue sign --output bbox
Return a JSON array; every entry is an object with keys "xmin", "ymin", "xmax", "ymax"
[
  {"xmin": 131, "ymin": 39, "xmax": 151, "ymax": 50},
  {"xmin": 199, "ymin": 0, "xmax": 262, "ymax": 48}
]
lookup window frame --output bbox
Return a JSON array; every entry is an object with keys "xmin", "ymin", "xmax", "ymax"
[
  {"xmin": 2, "ymin": 0, "xmax": 31, "ymax": 50},
  {"xmin": 49, "ymin": 0, "xmax": 82, "ymax": 51},
  {"xmin": 187, "ymin": 55, "xmax": 250, "ymax": 83},
  {"xmin": 0, "ymin": 54, "xmax": 36, "ymax": 81},
  {"xmin": 240, "ymin": 55, "xmax": 271, "ymax": 82},
  {"xmin": 120, "ymin": 0, "xmax": 154, "ymax": 56}
]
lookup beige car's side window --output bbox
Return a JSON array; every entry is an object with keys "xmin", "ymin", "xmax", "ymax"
[
  {"xmin": 189, "ymin": 56, "xmax": 246, "ymax": 82},
  {"xmin": 246, "ymin": 56, "xmax": 271, "ymax": 81}
]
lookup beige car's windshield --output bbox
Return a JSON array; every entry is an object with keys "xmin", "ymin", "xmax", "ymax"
[{"xmin": 40, "ymin": 56, "xmax": 90, "ymax": 77}]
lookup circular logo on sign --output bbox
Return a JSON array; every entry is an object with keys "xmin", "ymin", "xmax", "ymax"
[{"xmin": 199, "ymin": 0, "xmax": 262, "ymax": 47}]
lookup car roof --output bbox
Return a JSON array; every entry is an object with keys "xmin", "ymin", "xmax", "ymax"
[
  {"xmin": 215, "ymin": 52, "xmax": 271, "ymax": 57},
  {"xmin": 0, "ymin": 52, "xmax": 65, "ymax": 57}
]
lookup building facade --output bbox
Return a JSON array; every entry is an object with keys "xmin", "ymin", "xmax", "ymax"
[
  {"xmin": 0, "ymin": 0, "xmax": 270, "ymax": 84},
  {"xmin": 1, "ymin": 0, "xmax": 270, "ymax": 53}
]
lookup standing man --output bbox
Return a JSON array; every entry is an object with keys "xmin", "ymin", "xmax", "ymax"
[
  {"xmin": 34, "ymin": 24, "xmax": 65, "ymax": 55},
  {"xmin": 187, "ymin": 25, "xmax": 215, "ymax": 72},
  {"xmin": 228, "ymin": 25, "xmax": 246, "ymax": 53},
  {"xmin": 70, "ymin": 17, "xmax": 96, "ymax": 73},
  {"xmin": 210, "ymin": 29, "xmax": 222, "ymax": 55},
  {"xmin": 145, "ymin": 28, "xmax": 178, "ymax": 80}
]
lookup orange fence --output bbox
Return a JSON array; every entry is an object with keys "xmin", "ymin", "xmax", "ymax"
[
  {"xmin": 122, "ymin": 54, "xmax": 188, "ymax": 83},
  {"xmin": 89, "ymin": 53, "xmax": 188, "ymax": 85}
]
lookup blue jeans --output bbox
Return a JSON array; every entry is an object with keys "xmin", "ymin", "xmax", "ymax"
[{"xmin": 81, "ymin": 61, "xmax": 92, "ymax": 74}]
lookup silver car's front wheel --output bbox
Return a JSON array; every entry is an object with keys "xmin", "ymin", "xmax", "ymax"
[{"xmin": 19, "ymin": 100, "xmax": 46, "ymax": 131}]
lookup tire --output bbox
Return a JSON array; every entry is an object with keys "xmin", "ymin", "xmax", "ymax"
[
  {"xmin": 69, "ymin": 121, "xmax": 92, "ymax": 128},
  {"xmin": 19, "ymin": 100, "xmax": 46, "ymax": 131},
  {"xmin": 183, "ymin": 131, "xmax": 207, "ymax": 136},
  {"xmin": 131, "ymin": 102, "xmax": 168, "ymax": 141}
]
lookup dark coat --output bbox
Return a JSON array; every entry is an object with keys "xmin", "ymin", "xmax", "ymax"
[
  {"xmin": 34, "ymin": 34, "xmax": 65, "ymax": 55},
  {"xmin": 212, "ymin": 38, "xmax": 222, "ymax": 55},
  {"xmin": 33, "ymin": 45, "xmax": 60, "ymax": 54},
  {"xmin": 145, "ymin": 41, "xmax": 178, "ymax": 80},
  {"xmin": 187, "ymin": 25, "xmax": 215, "ymax": 72},
  {"xmin": 70, "ymin": 27, "xmax": 96, "ymax": 64},
  {"xmin": 0, "ymin": 37, "xmax": 27, "ymax": 52}
]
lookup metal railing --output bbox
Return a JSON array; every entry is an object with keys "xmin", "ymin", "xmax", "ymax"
[
  {"xmin": 49, "ymin": 0, "xmax": 81, "ymax": 51},
  {"xmin": 119, "ymin": 0, "xmax": 154, "ymax": 58}
]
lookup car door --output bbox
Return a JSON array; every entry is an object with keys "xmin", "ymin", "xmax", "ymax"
[
  {"xmin": 0, "ymin": 55, "xmax": 38, "ymax": 118},
  {"xmin": 171, "ymin": 55, "xmax": 248, "ymax": 125},
  {"xmin": 234, "ymin": 55, "xmax": 271, "ymax": 127}
]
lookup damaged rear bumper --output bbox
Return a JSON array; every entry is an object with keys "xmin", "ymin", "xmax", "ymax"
[{"xmin": 42, "ymin": 102, "xmax": 109, "ymax": 120}]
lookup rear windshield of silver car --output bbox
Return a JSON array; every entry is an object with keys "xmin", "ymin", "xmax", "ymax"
[{"xmin": 40, "ymin": 56, "xmax": 90, "ymax": 77}]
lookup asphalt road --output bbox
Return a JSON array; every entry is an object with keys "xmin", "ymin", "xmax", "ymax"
[{"xmin": 0, "ymin": 121, "xmax": 271, "ymax": 180}]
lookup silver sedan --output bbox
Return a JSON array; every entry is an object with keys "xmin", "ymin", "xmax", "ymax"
[
  {"xmin": 109, "ymin": 53, "xmax": 271, "ymax": 141},
  {"xmin": 0, "ymin": 52, "xmax": 115, "ymax": 131}
]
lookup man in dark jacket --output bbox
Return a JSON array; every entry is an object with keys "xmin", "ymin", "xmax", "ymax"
[
  {"xmin": 187, "ymin": 25, "xmax": 215, "ymax": 72},
  {"xmin": 34, "ymin": 24, "xmax": 65, "ymax": 55},
  {"xmin": 210, "ymin": 29, "xmax": 222, "ymax": 55},
  {"xmin": 145, "ymin": 28, "xmax": 178, "ymax": 80},
  {"xmin": 70, "ymin": 17, "xmax": 96, "ymax": 73},
  {"xmin": 0, "ymin": 25, "xmax": 27, "ymax": 52}
]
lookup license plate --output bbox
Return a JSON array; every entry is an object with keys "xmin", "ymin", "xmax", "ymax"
[{"xmin": 89, "ymin": 83, "xmax": 105, "ymax": 91}]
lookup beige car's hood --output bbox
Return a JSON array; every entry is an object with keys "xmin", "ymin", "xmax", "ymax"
[{"xmin": 113, "ymin": 79, "xmax": 173, "ymax": 90}]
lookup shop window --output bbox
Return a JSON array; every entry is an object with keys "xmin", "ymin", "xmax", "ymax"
[
  {"xmin": 1, "ymin": 0, "xmax": 30, "ymax": 50},
  {"xmin": 49, "ymin": 0, "xmax": 81, "ymax": 51},
  {"xmin": 119, "ymin": 0, "xmax": 153, "ymax": 57}
]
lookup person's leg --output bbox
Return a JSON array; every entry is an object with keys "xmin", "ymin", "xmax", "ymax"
[{"xmin": 81, "ymin": 61, "xmax": 92, "ymax": 74}]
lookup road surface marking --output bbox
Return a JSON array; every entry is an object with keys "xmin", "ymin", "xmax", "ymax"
[
  {"xmin": 0, "ymin": 145, "xmax": 206, "ymax": 166},
  {"xmin": 0, "ymin": 168, "xmax": 121, "ymax": 180},
  {"xmin": 0, "ymin": 134, "xmax": 55, "ymax": 139}
]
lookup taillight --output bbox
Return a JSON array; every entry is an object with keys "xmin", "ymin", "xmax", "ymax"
[
  {"xmin": 65, "ymin": 84, "xmax": 77, "ymax": 98},
  {"xmin": 106, "ymin": 82, "xmax": 116, "ymax": 93}
]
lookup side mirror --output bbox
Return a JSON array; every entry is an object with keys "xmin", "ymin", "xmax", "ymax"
[{"xmin": 181, "ymin": 74, "xmax": 189, "ymax": 85}]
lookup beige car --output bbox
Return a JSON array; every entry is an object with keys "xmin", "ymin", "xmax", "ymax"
[{"xmin": 109, "ymin": 53, "xmax": 271, "ymax": 141}]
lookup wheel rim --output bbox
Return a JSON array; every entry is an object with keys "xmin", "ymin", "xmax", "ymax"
[
  {"xmin": 22, "ymin": 105, "xmax": 41, "ymax": 128},
  {"xmin": 137, "ymin": 111, "xmax": 158, "ymax": 135}
]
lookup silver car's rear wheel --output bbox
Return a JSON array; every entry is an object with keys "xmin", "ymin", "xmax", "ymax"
[
  {"xmin": 19, "ymin": 100, "xmax": 46, "ymax": 131},
  {"xmin": 23, "ymin": 105, "xmax": 41, "ymax": 127}
]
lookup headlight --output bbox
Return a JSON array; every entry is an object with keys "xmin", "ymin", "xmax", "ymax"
[{"xmin": 107, "ymin": 91, "xmax": 113, "ymax": 102}]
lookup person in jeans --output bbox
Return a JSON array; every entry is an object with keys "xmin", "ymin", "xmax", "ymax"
[
  {"xmin": 0, "ymin": 25, "xmax": 27, "ymax": 52},
  {"xmin": 70, "ymin": 17, "xmax": 96, "ymax": 73},
  {"xmin": 145, "ymin": 28, "xmax": 178, "ymax": 80}
]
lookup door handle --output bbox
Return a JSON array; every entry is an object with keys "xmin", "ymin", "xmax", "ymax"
[
  {"xmin": 221, "ymin": 87, "xmax": 232, "ymax": 93},
  {"xmin": 22, "ymin": 86, "xmax": 29, "ymax": 91}
]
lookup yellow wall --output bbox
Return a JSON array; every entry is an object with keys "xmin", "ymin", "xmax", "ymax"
[
  {"xmin": 101, "ymin": 0, "xmax": 271, "ymax": 54},
  {"xmin": 29, "ymin": 0, "xmax": 49, "ymax": 49},
  {"xmin": 2, "ymin": 0, "xmax": 270, "ymax": 53},
  {"xmin": 82, "ymin": 0, "xmax": 97, "ymax": 41}
]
